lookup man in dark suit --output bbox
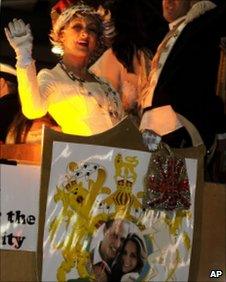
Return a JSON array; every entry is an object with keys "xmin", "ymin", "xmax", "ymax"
[{"xmin": 140, "ymin": 0, "xmax": 226, "ymax": 150}]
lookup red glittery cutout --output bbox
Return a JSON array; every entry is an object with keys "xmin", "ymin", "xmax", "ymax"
[{"xmin": 144, "ymin": 145, "xmax": 191, "ymax": 211}]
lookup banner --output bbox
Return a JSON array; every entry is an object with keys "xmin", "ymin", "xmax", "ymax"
[
  {"xmin": 0, "ymin": 164, "xmax": 40, "ymax": 251},
  {"xmin": 41, "ymin": 141, "xmax": 197, "ymax": 282}
]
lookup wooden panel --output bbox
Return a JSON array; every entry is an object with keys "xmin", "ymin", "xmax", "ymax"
[
  {"xmin": 0, "ymin": 250, "xmax": 37, "ymax": 282},
  {"xmin": 0, "ymin": 143, "xmax": 41, "ymax": 165},
  {"xmin": 197, "ymin": 182, "xmax": 226, "ymax": 282}
]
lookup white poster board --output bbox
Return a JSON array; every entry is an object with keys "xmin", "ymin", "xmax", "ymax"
[
  {"xmin": 0, "ymin": 164, "xmax": 40, "ymax": 251},
  {"xmin": 41, "ymin": 141, "xmax": 197, "ymax": 282}
]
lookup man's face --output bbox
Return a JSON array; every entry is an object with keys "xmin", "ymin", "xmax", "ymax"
[
  {"xmin": 162, "ymin": 0, "xmax": 191, "ymax": 23},
  {"xmin": 101, "ymin": 220, "xmax": 128, "ymax": 262}
]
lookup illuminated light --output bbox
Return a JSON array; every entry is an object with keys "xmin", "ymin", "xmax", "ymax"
[
  {"xmin": 18, "ymin": 64, "xmax": 114, "ymax": 136},
  {"xmin": 51, "ymin": 46, "xmax": 64, "ymax": 55},
  {"xmin": 18, "ymin": 65, "xmax": 48, "ymax": 118},
  {"xmin": 48, "ymin": 96, "xmax": 92, "ymax": 135}
]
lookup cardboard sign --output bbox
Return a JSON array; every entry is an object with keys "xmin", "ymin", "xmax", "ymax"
[
  {"xmin": 0, "ymin": 164, "xmax": 40, "ymax": 251},
  {"xmin": 37, "ymin": 120, "xmax": 201, "ymax": 282}
]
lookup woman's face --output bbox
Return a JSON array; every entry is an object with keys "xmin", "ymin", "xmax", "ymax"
[
  {"xmin": 60, "ymin": 16, "xmax": 99, "ymax": 59},
  {"xmin": 122, "ymin": 240, "xmax": 138, "ymax": 273}
]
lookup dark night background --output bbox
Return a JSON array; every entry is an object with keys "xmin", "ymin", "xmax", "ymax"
[
  {"xmin": 0, "ymin": 0, "xmax": 223, "ymax": 71},
  {"xmin": 0, "ymin": 0, "xmax": 57, "ymax": 71},
  {"xmin": 0, "ymin": 0, "xmax": 167, "ymax": 71}
]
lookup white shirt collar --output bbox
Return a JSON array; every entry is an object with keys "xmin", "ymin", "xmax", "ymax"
[{"xmin": 169, "ymin": 15, "xmax": 187, "ymax": 30}]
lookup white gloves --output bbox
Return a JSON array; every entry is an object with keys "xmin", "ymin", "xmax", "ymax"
[
  {"xmin": 142, "ymin": 129, "xmax": 161, "ymax": 152},
  {"xmin": 4, "ymin": 18, "xmax": 33, "ymax": 66}
]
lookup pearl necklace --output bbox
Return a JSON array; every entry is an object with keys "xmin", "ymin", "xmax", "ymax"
[
  {"xmin": 59, "ymin": 60, "xmax": 87, "ymax": 84},
  {"xmin": 59, "ymin": 60, "xmax": 120, "ymax": 121}
]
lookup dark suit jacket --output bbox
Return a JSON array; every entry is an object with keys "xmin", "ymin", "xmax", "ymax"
[{"xmin": 145, "ymin": 3, "xmax": 226, "ymax": 148}]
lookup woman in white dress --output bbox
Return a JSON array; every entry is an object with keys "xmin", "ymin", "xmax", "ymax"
[{"xmin": 4, "ymin": 2, "xmax": 124, "ymax": 136}]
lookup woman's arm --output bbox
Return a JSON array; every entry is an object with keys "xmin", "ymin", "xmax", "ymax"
[
  {"xmin": 16, "ymin": 62, "xmax": 48, "ymax": 119},
  {"xmin": 90, "ymin": 48, "xmax": 122, "ymax": 94},
  {"xmin": 5, "ymin": 18, "xmax": 48, "ymax": 119}
]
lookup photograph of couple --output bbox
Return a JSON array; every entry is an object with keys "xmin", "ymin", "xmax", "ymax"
[{"xmin": 90, "ymin": 218, "xmax": 149, "ymax": 282}]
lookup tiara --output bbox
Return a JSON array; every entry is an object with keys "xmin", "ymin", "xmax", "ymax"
[{"xmin": 51, "ymin": 1, "xmax": 115, "ymax": 47}]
